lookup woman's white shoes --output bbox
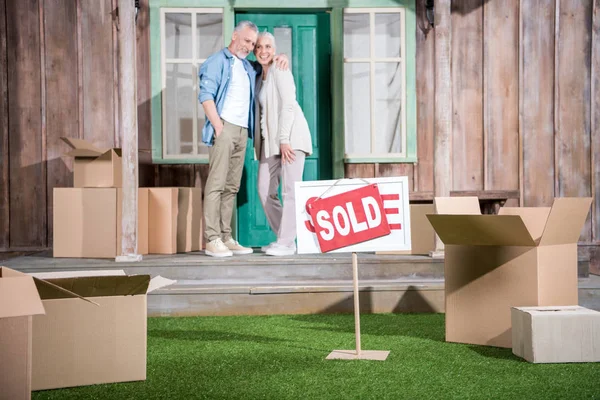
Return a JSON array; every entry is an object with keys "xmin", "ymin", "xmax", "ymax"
[{"xmin": 265, "ymin": 243, "xmax": 296, "ymax": 256}]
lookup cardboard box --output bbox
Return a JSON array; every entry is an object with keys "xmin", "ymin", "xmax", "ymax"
[
  {"xmin": 61, "ymin": 137, "xmax": 123, "ymax": 188},
  {"xmin": 0, "ymin": 267, "xmax": 45, "ymax": 400},
  {"xmin": 427, "ymin": 197, "xmax": 592, "ymax": 348},
  {"xmin": 30, "ymin": 270, "xmax": 174, "ymax": 391},
  {"xmin": 148, "ymin": 187, "xmax": 202, "ymax": 254},
  {"xmin": 378, "ymin": 204, "xmax": 436, "ymax": 255},
  {"xmin": 512, "ymin": 306, "xmax": 600, "ymax": 363},
  {"xmin": 53, "ymin": 188, "xmax": 149, "ymax": 258}
]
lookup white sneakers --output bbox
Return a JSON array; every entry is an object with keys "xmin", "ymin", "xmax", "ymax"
[
  {"xmin": 223, "ymin": 238, "xmax": 253, "ymax": 255},
  {"xmin": 265, "ymin": 243, "xmax": 296, "ymax": 256},
  {"xmin": 261, "ymin": 242, "xmax": 276, "ymax": 252},
  {"xmin": 205, "ymin": 238, "xmax": 233, "ymax": 258},
  {"xmin": 205, "ymin": 238, "xmax": 253, "ymax": 257}
]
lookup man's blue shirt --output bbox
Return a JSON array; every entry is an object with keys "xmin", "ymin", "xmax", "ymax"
[{"xmin": 198, "ymin": 48, "xmax": 260, "ymax": 146}]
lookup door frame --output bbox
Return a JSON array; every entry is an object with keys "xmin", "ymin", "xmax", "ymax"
[{"xmin": 233, "ymin": 9, "xmax": 333, "ymax": 245}]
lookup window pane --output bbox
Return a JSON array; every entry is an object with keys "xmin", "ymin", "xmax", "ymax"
[
  {"xmin": 374, "ymin": 62, "xmax": 402, "ymax": 154},
  {"xmin": 165, "ymin": 63, "xmax": 194, "ymax": 155},
  {"xmin": 197, "ymin": 13, "xmax": 223, "ymax": 60},
  {"xmin": 343, "ymin": 13, "xmax": 369, "ymax": 58},
  {"xmin": 344, "ymin": 63, "xmax": 371, "ymax": 155},
  {"xmin": 375, "ymin": 13, "xmax": 401, "ymax": 58},
  {"xmin": 165, "ymin": 13, "xmax": 192, "ymax": 59},
  {"xmin": 274, "ymin": 26, "xmax": 292, "ymax": 70}
]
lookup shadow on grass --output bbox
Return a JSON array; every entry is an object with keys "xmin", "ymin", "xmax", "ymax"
[
  {"xmin": 289, "ymin": 313, "xmax": 446, "ymax": 343},
  {"xmin": 466, "ymin": 345, "xmax": 525, "ymax": 362},
  {"xmin": 148, "ymin": 329, "xmax": 288, "ymax": 344}
]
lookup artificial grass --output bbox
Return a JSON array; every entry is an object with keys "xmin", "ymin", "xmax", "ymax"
[{"xmin": 33, "ymin": 313, "xmax": 599, "ymax": 400}]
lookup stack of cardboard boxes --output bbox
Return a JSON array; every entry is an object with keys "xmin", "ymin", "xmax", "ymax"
[{"xmin": 54, "ymin": 138, "xmax": 203, "ymax": 258}]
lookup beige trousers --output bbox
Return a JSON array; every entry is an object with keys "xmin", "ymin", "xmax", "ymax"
[
  {"xmin": 204, "ymin": 120, "xmax": 248, "ymax": 242},
  {"xmin": 257, "ymin": 146, "xmax": 306, "ymax": 247}
]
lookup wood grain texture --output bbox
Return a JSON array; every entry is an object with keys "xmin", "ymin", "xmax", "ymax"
[
  {"xmin": 434, "ymin": 0, "xmax": 452, "ymax": 198},
  {"xmin": 344, "ymin": 164, "xmax": 375, "ymax": 179},
  {"xmin": 137, "ymin": 0, "xmax": 151, "ymax": 151},
  {"xmin": 157, "ymin": 165, "xmax": 195, "ymax": 187},
  {"xmin": 592, "ymin": 0, "xmax": 599, "ymax": 242},
  {"xmin": 0, "ymin": 0, "xmax": 8, "ymax": 249},
  {"xmin": 81, "ymin": 0, "xmax": 115, "ymax": 147},
  {"xmin": 44, "ymin": 0, "xmax": 78, "ymax": 246},
  {"xmin": 483, "ymin": 0, "xmax": 519, "ymax": 191},
  {"xmin": 377, "ymin": 163, "xmax": 414, "ymax": 190},
  {"xmin": 555, "ymin": 0, "xmax": 593, "ymax": 242},
  {"xmin": 415, "ymin": 0, "xmax": 435, "ymax": 193},
  {"xmin": 7, "ymin": 0, "xmax": 46, "ymax": 247},
  {"xmin": 451, "ymin": 0, "xmax": 483, "ymax": 190},
  {"xmin": 520, "ymin": 0, "xmax": 555, "ymax": 207}
]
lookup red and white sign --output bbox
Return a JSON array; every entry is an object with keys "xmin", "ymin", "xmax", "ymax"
[
  {"xmin": 295, "ymin": 177, "xmax": 411, "ymax": 254},
  {"xmin": 307, "ymin": 184, "xmax": 390, "ymax": 252}
]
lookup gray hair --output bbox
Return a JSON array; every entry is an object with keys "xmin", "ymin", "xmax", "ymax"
[
  {"xmin": 257, "ymin": 31, "xmax": 276, "ymax": 48},
  {"xmin": 234, "ymin": 20, "xmax": 258, "ymax": 33}
]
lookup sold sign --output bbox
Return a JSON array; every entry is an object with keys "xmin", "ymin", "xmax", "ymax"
[{"xmin": 307, "ymin": 184, "xmax": 391, "ymax": 252}]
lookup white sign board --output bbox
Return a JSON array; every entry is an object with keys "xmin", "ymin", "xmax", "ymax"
[{"xmin": 295, "ymin": 177, "xmax": 411, "ymax": 254}]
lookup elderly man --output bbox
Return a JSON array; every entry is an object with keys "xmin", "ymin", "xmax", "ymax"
[{"xmin": 199, "ymin": 21, "xmax": 286, "ymax": 257}]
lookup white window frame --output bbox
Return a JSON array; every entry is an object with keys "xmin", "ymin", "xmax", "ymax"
[
  {"xmin": 343, "ymin": 8, "xmax": 407, "ymax": 159},
  {"xmin": 160, "ymin": 7, "xmax": 223, "ymax": 161}
]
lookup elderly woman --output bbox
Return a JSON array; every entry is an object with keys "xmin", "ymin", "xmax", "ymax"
[{"xmin": 254, "ymin": 32, "xmax": 313, "ymax": 256}]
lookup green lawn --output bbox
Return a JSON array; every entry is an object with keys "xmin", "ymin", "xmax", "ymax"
[{"xmin": 33, "ymin": 313, "xmax": 599, "ymax": 399}]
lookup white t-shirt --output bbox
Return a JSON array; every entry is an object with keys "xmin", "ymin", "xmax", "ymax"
[{"xmin": 220, "ymin": 56, "xmax": 250, "ymax": 128}]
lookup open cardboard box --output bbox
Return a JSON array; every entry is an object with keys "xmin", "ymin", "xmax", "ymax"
[
  {"xmin": 427, "ymin": 197, "xmax": 592, "ymax": 348},
  {"xmin": 61, "ymin": 137, "xmax": 151, "ymax": 188},
  {"xmin": 0, "ymin": 267, "xmax": 46, "ymax": 400},
  {"xmin": 53, "ymin": 188, "xmax": 149, "ymax": 258},
  {"xmin": 29, "ymin": 270, "xmax": 175, "ymax": 391}
]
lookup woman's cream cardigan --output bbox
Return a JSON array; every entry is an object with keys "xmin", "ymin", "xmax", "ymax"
[{"xmin": 253, "ymin": 66, "xmax": 313, "ymax": 160}]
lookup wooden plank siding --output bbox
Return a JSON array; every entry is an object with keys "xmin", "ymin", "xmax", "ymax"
[
  {"xmin": 520, "ymin": 0, "xmax": 555, "ymax": 207},
  {"xmin": 415, "ymin": 0, "xmax": 435, "ymax": 193},
  {"xmin": 0, "ymin": 0, "xmax": 8, "ymax": 250},
  {"xmin": 0, "ymin": 0, "xmax": 599, "ymax": 252},
  {"xmin": 7, "ymin": 0, "xmax": 46, "ymax": 248},
  {"xmin": 44, "ymin": 0, "xmax": 79, "ymax": 246},
  {"xmin": 81, "ymin": 0, "xmax": 115, "ymax": 148},
  {"xmin": 593, "ymin": 0, "xmax": 600, "ymax": 243},
  {"xmin": 483, "ymin": 0, "xmax": 519, "ymax": 192},
  {"xmin": 451, "ymin": 0, "xmax": 483, "ymax": 191},
  {"xmin": 555, "ymin": 0, "xmax": 593, "ymax": 242}
]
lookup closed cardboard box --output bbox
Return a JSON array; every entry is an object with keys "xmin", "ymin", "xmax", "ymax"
[
  {"xmin": 378, "ymin": 204, "xmax": 436, "ymax": 255},
  {"xmin": 30, "ymin": 271, "xmax": 174, "ymax": 391},
  {"xmin": 427, "ymin": 197, "xmax": 592, "ymax": 348},
  {"xmin": 53, "ymin": 188, "xmax": 148, "ymax": 258},
  {"xmin": 0, "ymin": 267, "xmax": 45, "ymax": 400},
  {"xmin": 148, "ymin": 187, "xmax": 202, "ymax": 254},
  {"xmin": 512, "ymin": 306, "xmax": 600, "ymax": 363}
]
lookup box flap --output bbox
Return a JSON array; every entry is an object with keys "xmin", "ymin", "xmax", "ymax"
[
  {"xmin": 147, "ymin": 276, "xmax": 176, "ymax": 293},
  {"xmin": 0, "ymin": 267, "xmax": 45, "ymax": 318},
  {"xmin": 434, "ymin": 196, "xmax": 481, "ymax": 215},
  {"xmin": 426, "ymin": 215, "xmax": 537, "ymax": 246},
  {"xmin": 34, "ymin": 275, "xmax": 151, "ymax": 299},
  {"xmin": 538, "ymin": 197, "xmax": 592, "ymax": 246},
  {"xmin": 61, "ymin": 137, "xmax": 108, "ymax": 157},
  {"xmin": 498, "ymin": 207, "xmax": 551, "ymax": 241}
]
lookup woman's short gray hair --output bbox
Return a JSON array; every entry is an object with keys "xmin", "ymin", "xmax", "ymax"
[
  {"xmin": 257, "ymin": 31, "xmax": 276, "ymax": 48},
  {"xmin": 234, "ymin": 20, "xmax": 258, "ymax": 33}
]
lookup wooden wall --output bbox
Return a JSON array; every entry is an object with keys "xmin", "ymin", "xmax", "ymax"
[{"xmin": 0, "ymin": 0, "xmax": 599, "ymax": 257}]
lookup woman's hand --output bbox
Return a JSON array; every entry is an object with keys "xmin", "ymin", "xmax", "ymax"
[{"xmin": 280, "ymin": 144, "xmax": 296, "ymax": 164}]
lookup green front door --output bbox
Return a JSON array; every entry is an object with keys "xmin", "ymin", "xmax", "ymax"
[{"xmin": 236, "ymin": 12, "xmax": 332, "ymax": 247}]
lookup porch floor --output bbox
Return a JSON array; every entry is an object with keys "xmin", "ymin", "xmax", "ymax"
[{"xmin": 2, "ymin": 251, "xmax": 599, "ymax": 316}]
